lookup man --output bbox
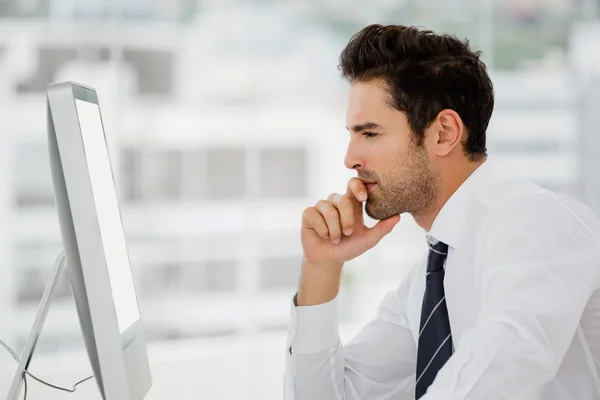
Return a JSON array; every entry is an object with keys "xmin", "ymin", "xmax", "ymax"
[{"xmin": 283, "ymin": 24, "xmax": 600, "ymax": 400}]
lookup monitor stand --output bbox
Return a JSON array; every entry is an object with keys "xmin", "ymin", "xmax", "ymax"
[{"xmin": 6, "ymin": 252, "xmax": 67, "ymax": 400}]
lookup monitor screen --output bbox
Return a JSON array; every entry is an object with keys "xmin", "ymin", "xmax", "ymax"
[{"xmin": 75, "ymin": 98, "xmax": 140, "ymax": 334}]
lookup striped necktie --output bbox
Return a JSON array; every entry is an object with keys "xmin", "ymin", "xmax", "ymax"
[{"xmin": 415, "ymin": 238, "xmax": 453, "ymax": 399}]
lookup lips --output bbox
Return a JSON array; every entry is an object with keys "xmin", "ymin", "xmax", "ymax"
[{"xmin": 364, "ymin": 182, "xmax": 377, "ymax": 190}]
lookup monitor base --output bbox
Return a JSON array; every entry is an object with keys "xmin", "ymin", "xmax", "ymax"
[{"xmin": 6, "ymin": 252, "xmax": 67, "ymax": 400}]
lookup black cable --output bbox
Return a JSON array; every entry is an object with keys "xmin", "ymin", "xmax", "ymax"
[
  {"xmin": 22, "ymin": 373, "xmax": 28, "ymax": 400},
  {"xmin": 0, "ymin": 339, "xmax": 94, "ymax": 396}
]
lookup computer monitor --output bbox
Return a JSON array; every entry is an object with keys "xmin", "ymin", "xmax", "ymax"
[{"xmin": 8, "ymin": 81, "xmax": 152, "ymax": 399}]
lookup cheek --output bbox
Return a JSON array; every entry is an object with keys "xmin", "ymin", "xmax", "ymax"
[
  {"xmin": 418, "ymin": 142, "xmax": 436, "ymax": 168},
  {"xmin": 371, "ymin": 139, "xmax": 405, "ymax": 172},
  {"xmin": 423, "ymin": 140, "xmax": 436, "ymax": 160},
  {"xmin": 421, "ymin": 130, "xmax": 439, "ymax": 159}
]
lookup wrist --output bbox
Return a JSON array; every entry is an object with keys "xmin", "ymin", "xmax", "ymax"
[{"xmin": 296, "ymin": 261, "xmax": 343, "ymax": 306}]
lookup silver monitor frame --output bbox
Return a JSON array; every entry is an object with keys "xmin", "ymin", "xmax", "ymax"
[{"xmin": 7, "ymin": 81, "xmax": 152, "ymax": 400}]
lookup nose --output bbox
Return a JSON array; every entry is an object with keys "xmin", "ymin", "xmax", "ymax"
[{"xmin": 344, "ymin": 137, "xmax": 363, "ymax": 170}]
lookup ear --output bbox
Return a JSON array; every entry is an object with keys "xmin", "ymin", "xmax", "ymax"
[{"xmin": 430, "ymin": 109, "xmax": 464, "ymax": 157}]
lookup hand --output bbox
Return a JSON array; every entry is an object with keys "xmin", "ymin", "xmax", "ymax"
[{"xmin": 301, "ymin": 177, "xmax": 401, "ymax": 267}]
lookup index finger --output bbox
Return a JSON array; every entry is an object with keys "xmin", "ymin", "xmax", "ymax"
[{"xmin": 346, "ymin": 177, "xmax": 368, "ymax": 205}]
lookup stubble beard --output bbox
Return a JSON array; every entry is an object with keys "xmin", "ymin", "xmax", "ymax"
[{"xmin": 364, "ymin": 144, "xmax": 440, "ymax": 220}]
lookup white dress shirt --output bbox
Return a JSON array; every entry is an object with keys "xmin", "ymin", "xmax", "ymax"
[{"xmin": 284, "ymin": 160, "xmax": 600, "ymax": 400}]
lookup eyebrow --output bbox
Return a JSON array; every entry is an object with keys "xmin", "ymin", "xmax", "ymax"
[{"xmin": 346, "ymin": 122, "xmax": 382, "ymax": 133}]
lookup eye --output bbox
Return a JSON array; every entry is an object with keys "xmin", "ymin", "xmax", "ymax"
[{"xmin": 362, "ymin": 131, "xmax": 378, "ymax": 138}]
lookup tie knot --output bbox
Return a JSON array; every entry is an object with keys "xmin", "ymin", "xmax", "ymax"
[
  {"xmin": 426, "ymin": 241, "xmax": 448, "ymax": 273},
  {"xmin": 430, "ymin": 240, "xmax": 448, "ymax": 254}
]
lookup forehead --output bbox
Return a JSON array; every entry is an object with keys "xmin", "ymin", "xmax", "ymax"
[
  {"xmin": 346, "ymin": 80, "xmax": 409, "ymax": 129},
  {"xmin": 346, "ymin": 80, "xmax": 394, "ymax": 125}
]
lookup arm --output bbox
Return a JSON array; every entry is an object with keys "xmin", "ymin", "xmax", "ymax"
[
  {"xmin": 422, "ymin": 194, "xmax": 600, "ymax": 399},
  {"xmin": 284, "ymin": 267, "xmax": 418, "ymax": 400}
]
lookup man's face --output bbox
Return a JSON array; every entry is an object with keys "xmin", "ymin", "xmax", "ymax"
[{"xmin": 344, "ymin": 80, "xmax": 441, "ymax": 220}]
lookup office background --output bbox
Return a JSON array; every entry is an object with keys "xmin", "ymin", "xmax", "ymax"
[{"xmin": 1, "ymin": 0, "xmax": 600, "ymax": 398}]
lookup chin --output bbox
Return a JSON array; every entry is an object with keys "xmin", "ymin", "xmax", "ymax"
[{"xmin": 365, "ymin": 204, "xmax": 396, "ymax": 220}]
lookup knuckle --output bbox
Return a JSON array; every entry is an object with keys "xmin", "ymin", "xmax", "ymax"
[
  {"xmin": 315, "ymin": 199, "xmax": 328, "ymax": 208},
  {"xmin": 324, "ymin": 208, "xmax": 339, "ymax": 221},
  {"xmin": 339, "ymin": 196, "xmax": 352, "ymax": 208},
  {"xmin": 302, "ymin": 206, "xmax": 315, "ymax": 217},
  {"xmin": 328, "ymin": 192, "xmax": 343, "ymax": 205}
]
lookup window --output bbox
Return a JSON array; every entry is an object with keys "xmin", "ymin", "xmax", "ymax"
[
  {"xmin": 0, "ymin": 0, "xmax": 49, "ymax": 18},
  {"xmin": 259, "ymin": 147, "xmax": 307, "ymax": 198},
  {"xmin": 15, "ymin": 46, "xmax": 173, "ymax": 96},
  {"xmin": 143, "ymin": 149, "xmax": 182, "ymax": 202},
  {"xmin": 206, "ymin": 147, "xmax": 246, "ymax": 200},
  {"xmin": 15, "ymin": 46, "xmax": 108, "ymax": 93},
  {"xmin": 122, "ymin": 148, "xmax": 183, "ymax": 203},
  {"xmin": 117, "ymin": 146, "xmax": 312, "ymax": 202},
  {"xmin": 16, "ymin": 266, "xmax": 71, "ymax": 305},
  {"xmin": 259, "ymin": 256, "xmax": 302, "ymax": 290},
  {"xmin": 122, "ymin": 49, "xmax": 174, "ymax": 96},
  {"xmin": 180, "ymin": 148, "xmax": 206, "ymax": 201},
  {"xmin": 138, "ymin": 260, "xmax": 238, "ymax": 296},
  {"xmin": 138, "ymin": 263, "xmax": 182, "ymax": 297},
  {"xmin": 71, "ymin": 0, "xmax": 111, "ymax": 19},
  {"xmin": 205, "ymin": 260, "xmax": 237, "ymax": 292},
  {"xmin": 17, "ymin": 269, "xmax": 46, "ymax": 304},
  {"xmin": 180, "ymin": 260, "xmax": 238, "ymax": 293},
  {"xmin": 13, "ymin": 141, "xmax": 54, "ymax": 207},
  {"xmin": 119, "ymin": 147, "xmax": 141, "ymax": 202}
]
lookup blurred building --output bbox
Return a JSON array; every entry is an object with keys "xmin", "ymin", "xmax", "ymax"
[
  {"xmin": 0, "ymin": 0, "xmax": 598, "ymax": 382},
  {"xmin": 0, "ymin": 1, "xmax": 356, "ymax": 354}
]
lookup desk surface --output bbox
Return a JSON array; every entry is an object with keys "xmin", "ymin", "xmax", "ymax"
[
  {"xmin": 0, "ymin": 324, "xmax": 362, "ymax": 399},
  {"xmin": 0, "ymin": 332, "xmax": 286, "ymax": 400}
]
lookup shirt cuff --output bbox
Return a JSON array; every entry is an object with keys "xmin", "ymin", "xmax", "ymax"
[{"xmin": 289, "ymin": 294, "xmax": 340, "ymax": 355}]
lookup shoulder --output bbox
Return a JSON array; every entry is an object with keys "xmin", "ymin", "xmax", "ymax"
[
  {"xmin": 473, "ymin": 179, "xmax": 600, "ymax": 256},
  {"xmin": 476, "ymin": 178, "xmax": 560, "ymax": 210},
  {"xmin": 479, "ymin": 179, "xmax": 597, "ymax": 230}
]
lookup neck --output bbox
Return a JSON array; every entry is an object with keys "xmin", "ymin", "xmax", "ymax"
[{"xmin": 413, "ymin": 158, "xmax": 486, "ymax": 231}]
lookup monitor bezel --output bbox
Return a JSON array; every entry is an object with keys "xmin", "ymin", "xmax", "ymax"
[
  {"xmin": 47, "ymin": 81, "xmax": 151, "ymax": 399},
  {"xmin": 70, "ymin": 83, "xmax": 142, "ymax": 348}
]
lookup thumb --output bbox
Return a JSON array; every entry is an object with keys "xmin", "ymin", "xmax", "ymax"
[{"xmin": 364, "ymin": 214, "xmax": 401, "ymax": 249}]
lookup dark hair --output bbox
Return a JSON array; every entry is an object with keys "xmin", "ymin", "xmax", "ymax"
[{"xmin": 339, "ymin": 24, "xmax": 493, "ymax": 161}]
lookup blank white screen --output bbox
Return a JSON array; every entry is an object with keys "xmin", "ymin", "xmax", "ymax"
[{"xmin": 75, "ymin": 99, "xmax": 140, "ymax": 334}]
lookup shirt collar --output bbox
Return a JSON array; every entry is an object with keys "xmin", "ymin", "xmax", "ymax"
[{"xmin": 427, "ymin": 159, "xmax": 500, "ymax": 249}]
